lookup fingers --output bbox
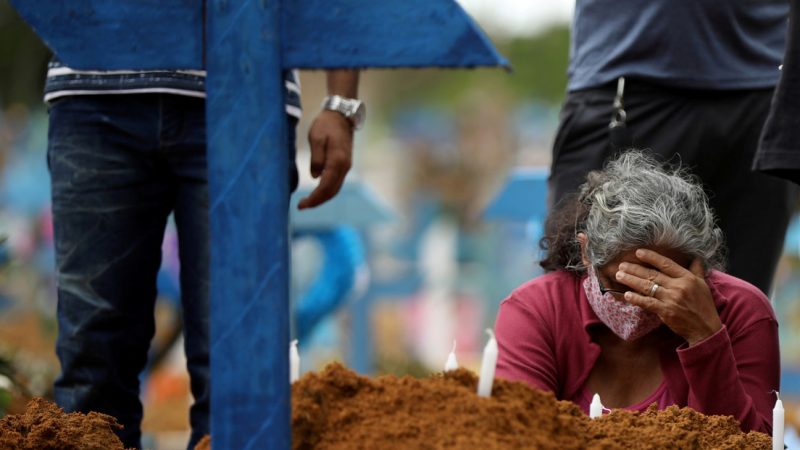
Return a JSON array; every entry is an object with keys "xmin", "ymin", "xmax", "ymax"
[
  {"xmin": 308, "ymin": 134, "xmax": 327, "ymax": 179},
  {"xmin": 622, "ymin": 291, "xmax": 666, "ymax": 316},
  {"xmin": 617, "ymin": 261, "xmax": 668, "ymax": 287},
  {"xmin": 634, "ymin": 249, "xmax": 689, "ymax": 278},
  {"xmin": 615, "ymin": 269, "xmax": 662, "ymax": 297},
  {"xmin": 297, "ymin": 163, "xmax": 347, "ymax": 209},
  {"xmin": 622, "ymin": 251, "xmax": 705, "ymax": 288},
  {"xmin": 299, "ymin": 111, "xmax": 353, "ymax": 209}
]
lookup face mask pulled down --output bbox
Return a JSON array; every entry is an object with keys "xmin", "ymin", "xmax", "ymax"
[{"xmin": 583, "ymin": 265, "xmax": 661, "ymax": 341}]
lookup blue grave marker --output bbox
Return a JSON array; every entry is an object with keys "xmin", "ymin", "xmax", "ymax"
[
  {"xmin": 9, "ymin": 1, "xmax": 508, "ymax": 448},
  {"xmin": 483, "ymin": 167, "xmax": 550, "ymax": 223},
  {"xmin": 290, "ymin": 179, "xmax": 394, "ymax": 229}
]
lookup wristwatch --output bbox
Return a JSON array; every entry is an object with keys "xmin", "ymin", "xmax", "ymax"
[{"xmin": 321, "ymin": 95, "xmax": 366, "ymax": 130}]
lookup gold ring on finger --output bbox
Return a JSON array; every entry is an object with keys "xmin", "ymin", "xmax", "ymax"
[{"xmin": 649, "ymin": 283, "xmax": 659, "ymax": 297}]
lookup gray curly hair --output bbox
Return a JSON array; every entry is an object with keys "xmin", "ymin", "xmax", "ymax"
[{"xmin": 540, "ymin": 151, "xmax": 725, "ymax": 272}]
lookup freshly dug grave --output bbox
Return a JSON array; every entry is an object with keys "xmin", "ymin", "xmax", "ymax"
[
  {"xmin": 289, "ymin": 363, "xmax": 771, "ymax": 450},
  {"xmin": 0, "ymin": 398, "xmax": 127, "ymax": 450},
  {"xmin": 3, "ymin": 366, "xmax": 771, "ymax": 450}
]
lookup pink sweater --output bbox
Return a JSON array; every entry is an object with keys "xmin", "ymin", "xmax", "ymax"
[{"xmin": 494, "ymin": 270, "xmax": 779, "ymax": 433}]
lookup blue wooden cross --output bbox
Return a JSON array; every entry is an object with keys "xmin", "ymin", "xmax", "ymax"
[{"xmin": 10, "ymin": 1, "xmax": 507, "ymax": 447}]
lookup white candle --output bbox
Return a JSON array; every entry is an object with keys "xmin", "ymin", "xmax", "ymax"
[
  {"xmin": 444, "ymin": 340, "xmax": 458, "ymax": 371},
  {"xmin": 477, "ymin": 329, "xmax": 498, "ymax": 397},
  {"xmin": 773, "ymin": 393, "xmax": 784, "ymax": 450},
  {"xmin": 290, "ymin": 339, "xmax": 300, "ymax": 384},
  {"xmin": 590, "ymin": 393, "xmax": 604, "ymax": 419}
]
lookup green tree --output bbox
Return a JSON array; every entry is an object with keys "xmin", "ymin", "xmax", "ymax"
[{"xmin": 373, "ymin": 26, "xmax": 571, "ymax": 113}]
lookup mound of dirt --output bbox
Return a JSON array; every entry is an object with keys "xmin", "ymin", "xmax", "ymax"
[
  {"xmin": 0, "ymin": 398, "xmax": 127, "ymax": 450},
  {"xmin": 587, "ymin": 405, "xmax": 770, "ymax": 449},
  {"xmin": 289, "ymin": 363, "xmax": 771, "ymax": 450}
]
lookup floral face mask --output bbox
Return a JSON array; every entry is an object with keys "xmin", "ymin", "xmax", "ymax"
[{"xmin": 583, "ymin": 265, "xmax": 661, "ymax": 341}]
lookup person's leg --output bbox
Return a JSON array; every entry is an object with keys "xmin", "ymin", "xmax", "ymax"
[
  {"xmin": 48, "ymin": 95, "xmax": 174, "ymax": 449},
  {"xmin": 548, "ymin": 87, "xmax": 617, "ymax": 207},
  {"xmin": 166, "ymin": 96, "xmax": 299, "ymax": 447},
  {"xmin": 160, "ymin": 95, "xmax": 209, "ymax": 449},
  {"xmin": 701, "ymin": 89, "xmax": 797, "ymax": 294}
]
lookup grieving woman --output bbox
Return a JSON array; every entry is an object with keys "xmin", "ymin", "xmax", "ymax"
[{"xmin": 494, "ymin": 151, "xmax": 778, "ymax": 433}]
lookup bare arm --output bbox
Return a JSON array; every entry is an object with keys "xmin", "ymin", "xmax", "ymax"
[{"xmin": 298, "ymin": 69, "xmax": 359, "ymax": 209}]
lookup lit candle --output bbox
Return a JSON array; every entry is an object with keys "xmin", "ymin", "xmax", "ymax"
[
  {"xmin": 444, "ymin": 340, "xmax": 458, "ymax": 371},
  {"xmin": 477, "ymin": 329, "xmax": 497, "ymax": 397},
  {"xmin": 590, "ymin": 393, "xmax": 604, "ymax": 419},
  {"xmin": 290, "ymin": 339, "xmax": 300, "ymax": 384},
  {"xmin": 773, "ymin": 392, "xmax": 784, "ymax": 450}
]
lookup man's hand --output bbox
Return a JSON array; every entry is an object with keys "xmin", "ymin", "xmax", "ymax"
[
  {"xmin": 297, "ymin": 110, "xmax": 353, "ymax": 209},
  {"xmin": 298, "ymin": 69, "xmax": 359, "ymax": 210}
]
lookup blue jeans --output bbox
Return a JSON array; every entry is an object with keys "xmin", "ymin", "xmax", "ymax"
[{"xmin": 47, "ymin": 94, "xmax": 297, "ymax": 449}]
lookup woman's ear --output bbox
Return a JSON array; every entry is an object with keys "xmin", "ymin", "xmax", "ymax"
[{"xmin": 577, "ymin": 232, "xmax": 590, "ymax": 268}]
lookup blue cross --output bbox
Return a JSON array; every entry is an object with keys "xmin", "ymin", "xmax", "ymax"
[{"xmin": 10, "ymin": 1, "xmax": 507, "ymax": 447}]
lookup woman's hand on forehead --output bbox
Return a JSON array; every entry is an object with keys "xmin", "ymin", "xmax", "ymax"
[{"xmin": 614, "ymin": 249, "xmax": 721, "ymax": 346}]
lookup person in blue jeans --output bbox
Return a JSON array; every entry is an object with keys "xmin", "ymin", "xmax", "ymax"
[{"xmin": 46, "ymin": 64, "xmax": 363, "ymax": 449}]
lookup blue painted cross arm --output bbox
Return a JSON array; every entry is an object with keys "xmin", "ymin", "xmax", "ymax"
[{"xmin": 11, "ymin": 0, "xmax": 509, "ymax": 71}]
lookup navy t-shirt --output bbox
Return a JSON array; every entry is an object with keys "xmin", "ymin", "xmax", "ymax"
[{"xmin": 568, "ymin": 0, "xmax": 789, "ymax": 91}]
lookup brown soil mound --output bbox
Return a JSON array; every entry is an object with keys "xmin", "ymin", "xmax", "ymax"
[
  {"xmin": 589, "ymin": 406, "xmax": 770, "ymax": 449},
  {"xmin": 0, "ymin": 398, "xmax": 128, "ymax": 450},
  {"xmin": 289, "ymin": 363, "xmax": 771, "ymax": 450},
  {"xmin": 292, "ymin": 363, "xmax": 586, "ymax": 450}
]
